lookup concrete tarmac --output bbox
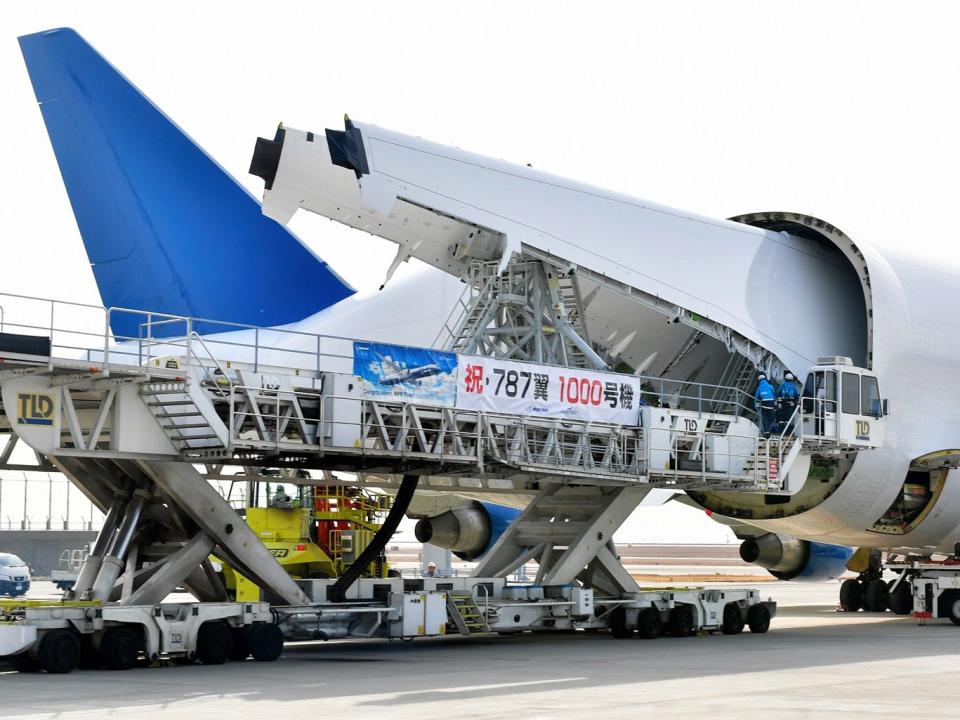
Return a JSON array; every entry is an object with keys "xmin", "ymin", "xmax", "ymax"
[{"xmin": 2, "ymin": 582, "xmax": 959, "ymax": 719}]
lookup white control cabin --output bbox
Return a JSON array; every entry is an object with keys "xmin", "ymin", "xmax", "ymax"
[{"xmin": 800, "ymin": 356, "xmax": 885, "ymax": 449}]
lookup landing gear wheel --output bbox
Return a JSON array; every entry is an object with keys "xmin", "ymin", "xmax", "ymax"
[
  {"xmin": 609, "ymin": 607, "xmax": 634, "ymax": 639},
  {"xmin": 38, "ymin": 629, "xmax": 80, "ymax": 674},
  {"xmin": 669, "ymin": 605, "xmax": 695, "ymax": 637},
  {"xmin": 839, "ymin": 579, "xmax": 862, "ymax": 612},
  {"xmin": 197, "ymin": 622, "xmax": 233, "ymax": 665},
  {"xmin": 721, "ymin": 603, "xmax": 745, "ymax": 635},
  {"xmin": 864, "ymin": 579, "xmax": 889, "ymax": 612},
  {"xmin": 889, "ymin": 580, "xmax": 912, "ymax": 616},
  {"xmin": 8, "ymin": 652, "xmax": 41, "ymax": 673},
  {"xmin": 99, "ymin": 627, "xmax": 141, "ymax": 670},
  {"xmin": 230, "ymin": 626, "xmax": 253, "ymax": 661},
  {"xmin": 250, "ymin": 623, "xmax": 284, "ymax": 662},
  {"xmin": 636, "ymin": 608, "xmax": 662, "ymax": 639},
  {"xmin": 747, "ymin": 603, "xmax": 771, "ymax": 633}
]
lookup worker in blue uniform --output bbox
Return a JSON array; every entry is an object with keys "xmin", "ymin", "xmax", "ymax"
[
  {"xmin": 777, "ymin": 371, "xmax": 801, "ymax": 431},
  {"xmin": 755, "ymin": 373, "xmax": 777, "ymax": 437}
]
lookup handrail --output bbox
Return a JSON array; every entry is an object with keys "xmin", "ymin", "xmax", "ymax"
[{"xmin": 187, "ymin": 330, "xmax": 234, "ymax": 400}]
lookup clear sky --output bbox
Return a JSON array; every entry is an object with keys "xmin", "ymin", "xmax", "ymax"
[{"xmin": 2, "ymin": 1, "xmax": 958, "ymax": 541}]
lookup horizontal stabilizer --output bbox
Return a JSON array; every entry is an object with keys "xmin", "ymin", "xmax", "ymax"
[{"xmin": 19, "ymin": 28, "xmax": 354, "ymax": 338}]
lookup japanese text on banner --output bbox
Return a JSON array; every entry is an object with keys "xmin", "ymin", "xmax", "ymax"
[{"xmin": 457, "ymin": 356, "xmax": 641, "ymax": 424}]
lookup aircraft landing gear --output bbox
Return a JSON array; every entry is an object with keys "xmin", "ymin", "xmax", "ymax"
[
  {"xmin": 839, "ymin": 550, "xmax": 890, "ymax": 613},
  {"xmin": 840, "ymin": 550, "xmax": 913, "ymax": 615}
]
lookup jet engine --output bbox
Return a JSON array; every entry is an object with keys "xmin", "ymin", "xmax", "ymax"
[
  {"xmin": 739, "ymin": 533, "xmax": 853, "ymax": 581},
  {"xmin": 414, "ymin": 501, "xmax": 521, "ymax": 560}
]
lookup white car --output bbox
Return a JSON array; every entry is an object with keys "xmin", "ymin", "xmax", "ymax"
[{"xmin": 0, "ymin": 553, "xmax": 30, "ymax": 597}]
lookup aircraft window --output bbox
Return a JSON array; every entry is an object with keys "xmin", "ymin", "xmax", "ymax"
[
  {"xmin": 842, "ymin": 372, "xmax": 860, "ymax": 414},
  {"xmin": 862, "ymin": 375, "xmax": 881, "ymax": 416}
]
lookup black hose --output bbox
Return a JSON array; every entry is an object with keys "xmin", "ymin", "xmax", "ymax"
[{"xmin": 328, "ymin": 475, "xmax": 419, "ymax": 602}]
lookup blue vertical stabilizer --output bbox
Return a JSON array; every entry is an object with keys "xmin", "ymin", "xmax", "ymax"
[{"xmin": 18, "ymin": 28, "xmax": 354, "ymax": 338}]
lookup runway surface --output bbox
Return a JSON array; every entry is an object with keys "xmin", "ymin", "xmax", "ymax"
[{"xmin": 1, "ymin": 582, "xmax": 957, "ymax": 719}]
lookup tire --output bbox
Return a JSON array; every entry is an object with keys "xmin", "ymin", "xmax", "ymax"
[
  {"xmin": 38, "ymin": 629, "xmax": 80, "ymax": 674},
  {"xmin": 8, "ymin": 652, "xmax": 41, "ymax": 673},
  {"xmin": 636, "ymin": 607, "xmax": 662, "ymax": 639},
  {"xmin": 839, "ymin": 579, "xmax": 862, "ymax": 612},
  {"xmin": 609, "ymin": 607, "xmax": 634, "ymax": 639},
  {"xmin": 889, "ymin": 580, "xmax": 912, "ymax": 616},
  {"xmin": 99, "ymin": 627, "xmax": 141, "ymax": 670},
  {"xmin": 669, "ymin": 605, "xmax": 695, "ymax": 637},
  {"xmin": 941, "ymin": 591, "xmax": 960, "ymax": 626},
  {"xmin": 747, "ymin": 603, "xmax": 771, "ymax": 633},
  {"xmin": 250, "ymin": 623, "xmax": 284, "ymax": 662},
  {"xmin": 230, "ymin": 626, "xmax": 253, "ymax": 661},
  {"xmin": 864, "ymin": 578, "xmax": 889, "ymax": 612},
  {"xmin": 721, "ymin": 603, "xmax": 745, "ymax": 635},
  {"xmin": 197, "ymin": 622, "xmax": 233, "ymax": 665}
]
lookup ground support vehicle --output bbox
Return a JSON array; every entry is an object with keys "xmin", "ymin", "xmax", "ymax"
[
  {"xmin": 0, "ymin": 599, "xmax": 276, "ymax": 673},
  {"xmin": 0, "ymin": 295, "xmax": 778, "ymax": 673},
  {"xmin": 0, "ymin": 578, "xmax": 774, "ymax": 673},
  {"xmin": 882, "ymin": 557, "xmax": 960, "ymax": 624}
]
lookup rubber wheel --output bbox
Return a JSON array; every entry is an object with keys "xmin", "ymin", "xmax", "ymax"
[
  {"xmin": 747, "ymin": 603, "xmax": 771, "ymax": 633},
  {"xmin": 609, "ymin": 607, "xmax": 634, "ymax": 639},
  {"xmin": 721, "ymin": 603, "xmax": 745, "ymax": 635},
  {"xmin": 889, "ymin": 580, "xmax": 912, "ymax": 616},
  {"xmin": 230, "ymin": 626, "xmax": 253, "ymax": 661},
  {"xmin": 864, "ymin": 578, "xmax": 889, "ymax": 612},
  {"xmin": 636, "ymin": 607, "xmax": 662, "ymax": 639},
  {"xmin": 99, "ymin": 627, "xmax": 141, "ymax": 670},
  {"xmin": 8, "ymin": 652, "xmax": 41, "ymax": 673},
  {"xmin": 839, "ymin": 579, "xmax": 862, "ymax": 612},
  {"xmin": 942, "ymin": 591, "xmax": 960, "ymax": 626},
  {"xmin": 669, "ymin": 605, "xmax": 695, "ymax": 637},
  {"xmin": 38, "ymin": 629, "xmax": 80, "ymax": 674},
  {"xmin": 250, "ymin": 623, "xmax": 284, "ymax": 662},
  {"xmin": 197, "ymin": 622, "xmax": 233, "ymax": 665}
]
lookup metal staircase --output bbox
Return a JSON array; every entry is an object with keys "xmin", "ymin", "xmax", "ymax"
[
  {"xmin": 139, "ymin": 372, "xmax": 228, "ymax": 451},
  {"xmin": 711, "ymin": 353, "xmax": 755, "ymax": 414},
  {"xmin": 446, "ymin": 592, "xmax": 491, "ymax": 635}
]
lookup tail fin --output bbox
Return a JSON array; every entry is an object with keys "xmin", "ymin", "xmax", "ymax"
[{"xmin": 18, "ymin": 28, "xmax": 354, "ymax": 337}]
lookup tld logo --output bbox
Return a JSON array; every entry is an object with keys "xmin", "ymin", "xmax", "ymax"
[
  {"xmin": 17, "ymin": 393, "xmax": 55, "ymax": 426},
  {"xmin": 855, "ymin": 420, "xmax": 870, "ymax": 440}
]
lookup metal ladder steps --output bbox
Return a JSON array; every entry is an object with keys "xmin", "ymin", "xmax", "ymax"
[
  {"xmin": 447, "ymin": 593, "xmax": 490, "ymax": 635},
  {"xmin": 143, "ymin": 399, "xmax": 196, "ymax": 407},
  {"xmin": 154, "ymin": 410, "xmax": 206, "ymax": 418},
  {"xmin": 166, "ymin": 432, "xmax": 220, "ymax": 441},
  {"xmin": 160, "ymin": 422, "xmax": 210, "ymax": 430}
]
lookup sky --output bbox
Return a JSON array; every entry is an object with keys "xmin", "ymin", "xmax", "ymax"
[{"xmin": 2, "ymin": 1, "xmax": 959, "ymax": 541}]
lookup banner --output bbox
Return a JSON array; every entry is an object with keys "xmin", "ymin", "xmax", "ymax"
[
  {"xmin": 353, "ymin": 342, "xmax": 458, "ymax": 406},
  {"xmin": 456, "ymin": 356, "xmax": 641, "ymax": 425}
]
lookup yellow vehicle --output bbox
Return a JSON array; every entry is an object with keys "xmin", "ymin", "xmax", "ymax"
[{"xmin": 217, "ymin": 485, "xmax": 392, "ymax": 602}]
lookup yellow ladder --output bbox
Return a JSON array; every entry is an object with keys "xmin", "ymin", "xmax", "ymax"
[{"xmin": 446, "ymin": 592, "xmax": 490, "ymax": 635}]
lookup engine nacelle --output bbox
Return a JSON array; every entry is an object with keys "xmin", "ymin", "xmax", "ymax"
[
  {"xmin": 414, "ymin": 501, "xmax": 521, "ymax": 560},
  {"xmin": 739, "ymin": 533, "xmax": 853, "ymax": 581}
]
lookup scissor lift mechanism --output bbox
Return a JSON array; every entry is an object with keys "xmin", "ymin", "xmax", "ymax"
[{"xmin": 0, "ymin": 294, "xmax": 784, "ymax": 672}]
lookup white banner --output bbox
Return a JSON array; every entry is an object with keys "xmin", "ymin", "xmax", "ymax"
[{"xmin": 456, "ymin": 356, "xmax": 641, "ymax": 425}]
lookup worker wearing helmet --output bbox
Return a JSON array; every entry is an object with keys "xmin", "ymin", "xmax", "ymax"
[
  {"xmin": 777, "ymin": 371, "xmax": 800, "ymax": 431},
  {"xmin": 754, "ymin": 373, "xmax": 777, "ymax": 437},
  {"xmin": 425, "ymin": 561, "xmax": 437, "ymax": 577}
]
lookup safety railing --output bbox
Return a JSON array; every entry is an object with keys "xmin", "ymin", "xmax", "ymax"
[
  {"xmin": 220, "ymin": 384, "xmax": 774, "ymax": 490},
  {"xmin": 0, "ymin": 290, "xmax": 761, "ymax": 429}
]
